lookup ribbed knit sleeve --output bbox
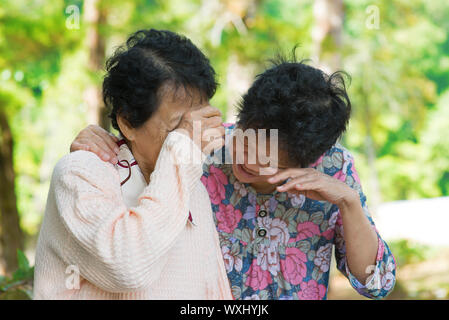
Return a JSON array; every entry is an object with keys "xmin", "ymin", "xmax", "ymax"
[{"xmin": 52, "ymin": 131, "xmax": 205, "ymax": 292}]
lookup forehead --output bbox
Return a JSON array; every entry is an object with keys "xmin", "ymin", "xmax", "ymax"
[
  {"xmin": 234, "ymin": 130, "xmax": 294, "ymax": 167},
  {"xmin": 157, "ymin": 84, "xmax": 207, "ymax": 119}
]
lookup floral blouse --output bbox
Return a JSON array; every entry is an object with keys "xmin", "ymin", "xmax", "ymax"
[{"xmin": 200, "ymin": 125, "xmax": 396, "ymax": 300}]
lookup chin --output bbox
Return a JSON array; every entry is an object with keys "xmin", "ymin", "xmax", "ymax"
[{"xmin": 232, "ymin": 163, "xmax": 263, "ymax": 184}]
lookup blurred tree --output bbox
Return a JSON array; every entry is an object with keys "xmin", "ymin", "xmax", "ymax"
[
  {"xmin": 312, "ymin": 0, "xmax": 343, "ymax": 72},
  {"xmin": 0, "ymin": 0, "xmax": 448, "ymax": 281},
  {"xmin": 0, "ymin": 0, "xmax": 81, "ymax": 272},
  {"xmin": 84, "ymin": 0, "xmax": 109, "ymax": 129},
  {"xmin": 0, "ymin": 98, "xmax": 23, "ymax": 273},
  {"xmin": 341, "ymin": 0, "xmax": 445, "ymax": 204}
]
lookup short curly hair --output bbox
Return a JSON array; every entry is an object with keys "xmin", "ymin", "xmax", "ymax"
[
  {"xmin": 237, "ymin": 54, "xmax": 352, "ymax": 168},
  {"xmin": 103, "ymin": 29, "xmax": 217, "ymax": 132}
]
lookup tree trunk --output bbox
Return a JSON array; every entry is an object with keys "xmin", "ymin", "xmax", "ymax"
[
  {"xmin": 225, "ymin": 54, "xmax": 254, "ymax": 123},
  {"xmin": 84, "ymin": 0, "xmax": 109, "ymax": 129},
  {"xmin": 312, "ymin": 0, "xmax": 343, "ymax": 72},
  {"xmin": 362, "ymin": 94, "xmax": 382, "ymax": 217},
  {"xmin": 0, "ymin": 109, "xmax": 23, "ymax": 274},
  {"xmin": 364, "ymin": 134, "xmax": 381, "ymax": 216},
  {"xmin": 312, "ymin": 0, "xmax": 344, "ymax": 297}
]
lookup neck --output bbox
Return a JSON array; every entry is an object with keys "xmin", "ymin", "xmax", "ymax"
[
  {"xmin": 129, "ymin": 146, "xmax": 155, "ymax": 184},
  {"xmin": 137, "ymin": 161, "xmax": 154, "ymax": 184}
]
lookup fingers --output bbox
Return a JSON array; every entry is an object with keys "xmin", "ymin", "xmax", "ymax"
[
  {"xmin": 198, "ymin": 105, "xmax": 222, "ymax": 118},
  {"xmin": 74, "ymin": 137, "xmax": 117, "ymax": 164},
  {"xmin": 202, "ymin": 137, "xmax": 225, "ymax": 155},
  {"xmin": 268, "ymin": 168, "xmax": 311, "ymax": 184},
  {"xmin": 88, "ymin": 125, "xmax": 120, "ymax": 154},
  {"xmin": 89, "ymin": 124, "xmax": 119, "ymax": 141},
  {"xmin": 176, "ymin": 105, "xmax": 224, "ymax": 153},
  {"xmin": 91, "ymin": 132, "xmax": 119, "ymax": 164},
  {"xmin": 202, "ymin": 126, "xmax": 225, "ymax": 154},
  {"xmin": 70, "ymin": 141, "xmax": 91, "ymax": 153},
  {"xmin": 202, "ymin": 115, "xmax": 223, "ymax": 128},
  {"xmin": 70, "ymin": 125, "xmax": 119, "ymax": 164},
  {"xmin": 276, "ymin": 175, "xmax": 319, "ymax": 193}
]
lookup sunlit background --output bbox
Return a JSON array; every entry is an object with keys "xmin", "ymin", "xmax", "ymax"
[{"xmin": 0, "ymin": 0, "xmax": 448, "ymax": 299}]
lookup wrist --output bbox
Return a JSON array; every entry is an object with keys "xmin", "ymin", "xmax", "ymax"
[
  {"xmin": 167, "ymin": 131, "xmax": 206, "ymax": 165},
  {"xmin": 337, "ymin": 188, "xmax": 360, "ymax": 212}
]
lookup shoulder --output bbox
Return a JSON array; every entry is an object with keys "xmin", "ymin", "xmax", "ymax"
[
  {"xmin": 53, "ymin": 150, "xmax": 119, "ymax": 186},
  {"xmin": 313, "ymin": 142, "xmax": 356, "ymax": 176}
]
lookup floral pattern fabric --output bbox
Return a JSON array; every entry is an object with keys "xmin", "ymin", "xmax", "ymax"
[{"xmin": 200, "ymin": 125, "xmax": 396, "ymax": 300}]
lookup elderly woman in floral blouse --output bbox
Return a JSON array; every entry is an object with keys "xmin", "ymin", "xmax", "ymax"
[{"xmin": 71, "ymin": 56, "xmax": 396, "ymax": 300}]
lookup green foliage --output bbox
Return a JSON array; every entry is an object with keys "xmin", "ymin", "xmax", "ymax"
[
  {"xmin": 0, "ymin": 0, "xmax": 448, "ymax": 287},
  {"xmin": 0, "ymin": 250, "xmax": 34, "ymax": 300},
  {"xmin": 341, "ymin": 0, "xmax": 449, "ymax": 202},
  {"xmin": 388, "ymin": 239, "xmax": 429, "ymax": 267}
]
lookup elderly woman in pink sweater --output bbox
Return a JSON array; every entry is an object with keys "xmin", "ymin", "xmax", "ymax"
[{"xmin": 33, "ymin": 29, "xmax": 232, "ymax": 299}]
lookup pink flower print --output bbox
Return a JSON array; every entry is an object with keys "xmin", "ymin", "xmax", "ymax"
[
  {"xmin": 309, "ymin": 155, "xmax": 324, "ymax": 168},
  {"xmin": 264, "ymin": 197, "xmax": 278, "ymax": 213},
  {"xmin": 200, "ymin": 166, "xmax": 228, "ymax": 205},
  {"xmin": 288, "ymin": 192, "xmax": 306, "ymax": 207},
  {"xmin": 321, "ymin": 229, "xmax": 335, "ymax": 241},
  {"xmin": 253, "ymin": 216, "xmax": 289, "ymax": 246},
  {"xmin": 243, "ymin": 203, "xmax": 260, "ymax": 220},
  {"xmin": 296, "ymin": 221, "xmax": 321, "ymax": 241},
  {"xmin": 245, "ymin": 259, "xmax": 273, "ymax": 291},
  {"xmin": 333, "ymin": 169, "xmax": 347, "ymax": 182},
  {"xmin": 253, "ymin": 216, "xmax": 272, "ymax": 238},
  {"xmin": 268, "ymin": 218, "xmax": 290, "ymax": 247},
  {"xmin": 280, "ymin": 247, "xmax": 308, "ymax": 285},
  {"xmin": 256, "ymin": 243, "xmax": 280, "ymax": 276},
  {"xmin": 328, "ymin": 211, "xmax": 339, "ymax": 229},
  {"xmin": 297, "ymin": 279, "xmax": 327, "ymax": 300},
  {"xmin": 233, "ymin": 181, "xmax": 247, "ymax": 197},
  {"xmin": 222, "ymin": 246, "xmax": 243, "ymax": 273},
  {"xmin": 216, "ymin": 204, "xmax": 242, "ymax": 234},
  {"xmin": 381, "ymin": 272, "xmax": 395, "ymax": 291},
  {"xmin": 322, "ymin": 211, "xmax": 339, "ymax": 240},
  {"xmin": 313, "ymin": 243, "xmax": 332, "ymax": 272},
  {"xmin": 380, "ymin": 258, "xmax": 396, "ymax": 291}
]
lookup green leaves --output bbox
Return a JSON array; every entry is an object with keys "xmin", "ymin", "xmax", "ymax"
[
  {"xmin": 12, "ymin": 250, "xmax": 34, "ymax": 282},
  {"xmin": 0, "ymin": 250, "xmax": 34, "ymax": 300}
]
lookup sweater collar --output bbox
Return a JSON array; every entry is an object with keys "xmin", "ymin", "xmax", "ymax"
[{"xmin": 115, "ymin": 136, "xmax": 195, "ymax": 225}]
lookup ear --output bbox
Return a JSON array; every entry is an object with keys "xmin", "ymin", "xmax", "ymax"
[{"xmin": 117, "ymin": 115, "xmax": 135, "ymax": 141}]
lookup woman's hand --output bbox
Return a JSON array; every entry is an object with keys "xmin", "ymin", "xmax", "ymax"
[
  {"xmin": 175, "ymin": 105, "xmax": 225, "ymax": 154},
  {"xmin": 70, "ymin": 125, "xmax": 120, "ymax": 164},
  {"xmin": 268, "ymin": 168, "xmax": 359, "ymax": 208}
]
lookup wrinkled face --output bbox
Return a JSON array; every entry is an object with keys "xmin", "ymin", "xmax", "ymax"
[
  {"xmin": 119, "ymin": 86, "xmax": 207, "ymax": 179},
  {"xmin": 230, "ymin": 129, "xmax": 294, "ymax": 193}
]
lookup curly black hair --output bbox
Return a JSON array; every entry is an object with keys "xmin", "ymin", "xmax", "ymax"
[
  {"xmin": 103, "ymin": 29, "xmax": 217, "ymax": 132},
  {"xmin": 237, "ymin": 53, "xmax": 352, "ymax": 168}
]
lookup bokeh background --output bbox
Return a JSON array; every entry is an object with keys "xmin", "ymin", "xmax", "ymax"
[{"xmin": 0, "ymin": 0, "xmax": 448, "ymax": 300}]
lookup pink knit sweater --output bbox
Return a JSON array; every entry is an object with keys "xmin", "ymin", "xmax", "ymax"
[{"xmin": 33, "ymin": 131, "xmax": 233, "ymax": 299}]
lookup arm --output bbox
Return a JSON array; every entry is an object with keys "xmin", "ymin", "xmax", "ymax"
[
  {"xmin": 333, "ymin": 189, "xmax": 379, "ymax": 284},
  {"xmin": 54, "ymin": 131, "xmax": 205, "ymax": 292},
  {"xmin": 333, "ymin": 155, "xmax": 396, "ymax": 299},
  {"xmin": 268, "ymin": 151, "xmax": 396, "ymax": 299}
]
